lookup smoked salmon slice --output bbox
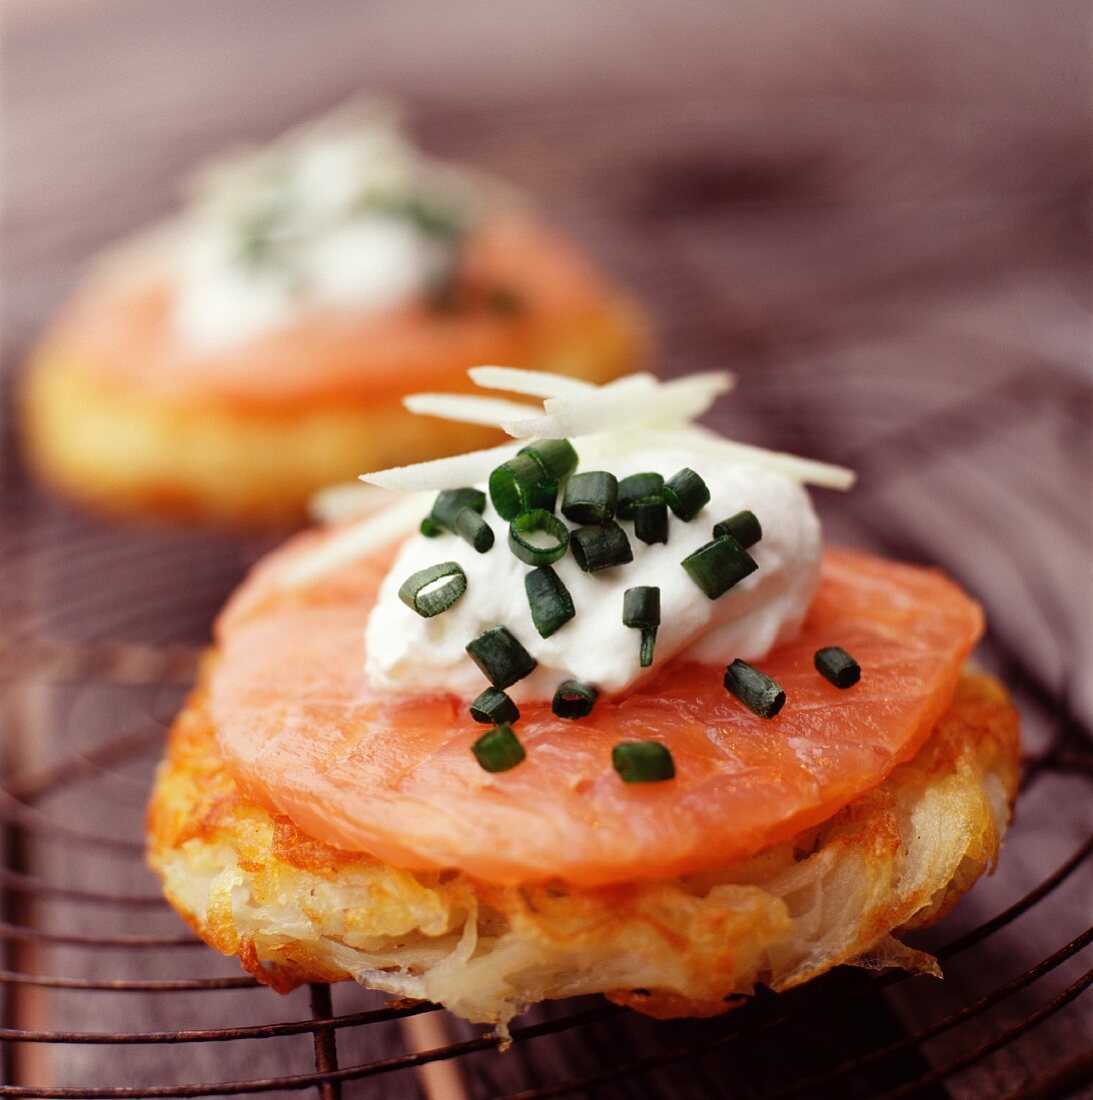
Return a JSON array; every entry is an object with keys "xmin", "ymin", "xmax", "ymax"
[
  {"xmin": 209, "ymin": 539, "xmax": 983, "ymax": 887},
  {"xmin": 55, "ymin": 216, "xmax": 614, "ymax": 407}
]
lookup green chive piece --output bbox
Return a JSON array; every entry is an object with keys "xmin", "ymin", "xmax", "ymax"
[
  {"xmin": 724, "ymin": 659, "xmax": 786, "ymax": 718},
  {"xmin": 431, "ymin": 488, "xmax": 486, "ymax": 530},
  {"xmin": 633, "ymin": 498, "xmax": 669, "ymax": 544},
  {"xmin": 359, "ymin": 190, "xmax": 463, "ymax": 242},
  {"xmin": 472, "ymin": 724, "xmax": 526, "ymax": 773},
  {"xmin": 663, "ymin": 468, "xmax": 710, "ymax": 521},
  {"xmin": 454, "ymin": 508, "xmax": 494, "ymax": 553},
  {"xmin": 465, "ymin": 626, "xmax": 538, "ymax": 689},
  {"xmin": 623, "ymin": 586, "xmax": 661, "ymax": 668},
  {"xmin": 612, "ymin": 741, "xmax": 675, "ymax": 783},
  {"xmin": 518, "ymin": 439, "xmax": 578, "ymax": 482},
  {"xmin": 570, "ymin": 522, "xmax": 633, "ymax": 573},
  {"xmin": 525, "ymin": 566, "xmax": 575, "ymax": 638},
  {"xmin": 552, "ymin": 679, "xmax": 598, "ymax": 720},
  {"xmin": 562, "ymin": 471, "xmax": 619, "ymax": 526},
  {"xmin": 528, "ymin": 476, "xmax": 559, "ymax": 513},
  {"xmin": 489, "ymin": 455, "xmax": 548, "ymax": 520},
  {"xmin": 713, "ymin": 510, "xmax": 762, "ymax": 549},
  {"xmin": 422, "ymin": 488, "xmax": 489, "ymax": 545},
  {"xmin": 622, "ymin": 586, "xmax": 661, "ymax": 628},
  {"xmin": 814, "ymin": 646, "xmax": 861, "ymax": 688},
  {"xmin": 509, "ymin": 509, "xmax": 569, "ymax": 566},
  {"xmin": 681, "ymin": 535, "xmax": 757, "ymax": 599},
  {"xmin": 617, "ymin": 473, "xmax": 664, "ymax": 519},
  {"xmin": 398, "ymin": 562, "xmax": 467, "ymax": 618},
  {"xmin": 469, "ymin": 687, "xmax": 520, "ymax": 725}
]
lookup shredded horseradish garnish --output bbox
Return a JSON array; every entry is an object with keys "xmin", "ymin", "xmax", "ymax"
[{"xmin": 350, "ymin": 367, "xmax": 854, "ymax": 496}]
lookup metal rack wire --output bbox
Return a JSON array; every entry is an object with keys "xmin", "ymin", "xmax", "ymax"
[
  {"xmin": 0, "ymin": 403, "xmax": 1090, "ymax": 1099},
  {"xmin": 0, "ymin": 694, "xmax": 1088, "ymax": 1098},
  {"xmin": 2, "ymin": 30, "xmax": 1090, "ymax": 1091},
  {"xmin": 1, "ymin": 338, "xmax": 1090, "ymax": 1098},
  {"xmin": 0, "ymin": 347, "xmax": 1091, "ymax": 1098}
]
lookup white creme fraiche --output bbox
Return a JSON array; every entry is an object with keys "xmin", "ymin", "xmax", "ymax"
[
  {"xmin": 170, "ymin": 107, "xmax": 468, "ymax": 353},
  {"xmin": 364, "ymin": 437, "xmax": 822, "ymax": 704}
]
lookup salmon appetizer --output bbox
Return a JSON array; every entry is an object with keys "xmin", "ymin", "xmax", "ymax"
[
  {"xmin": 20, "ymin": 103, "xmax": 646, "ymax": 527},
  {"xmin": 147, "ymin": 369, "xmax": 1020, "ymax": 1029}
]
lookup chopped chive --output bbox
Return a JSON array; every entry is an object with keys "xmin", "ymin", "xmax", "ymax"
[
  {"xmin": 814, "ymin": 646, "xmax": 861, "ymax": 688},
  {"xmin": 469, "ymin": 687, "xmax": 520, "ymax": 725},
  {"xmin": 454, "ymin": 508, "xmax": 494, "ymax": 553},
  {"xmin": 632, "ymin": 498, "xmax": 669, "ymax": 544},
  {"xmin": 360, "ymin": 190, "xmax": 463, "ymax": 241},
  {"xmin": 431, "ymin": 488, "xmax": 486, "ymax": 530},
  {"xmin": 509, "ymin": 509, "xmax": 569, "ymax": 566},
  {"xmin": 552, "ymin": 679, "xmax": 598, "ymax": 719},
  {"xmin": 681, "ymin": 535, "xmax": 757, "ymax": 599},
  {"xmin": 617, "ymin": 473, "xmax": 664, "ymax": 519},
  {"xmin": 562, "ymin": 471, "xmax": 619, "ymax": 525},
  {"xmin": 472, "ymin": 724, "xmax": 526, "ymax": 773},
  {"xmin": 713, "ymin": 510, "xmax": 762, "ymax": 549},
  {"xmin": 622, "ymin": 586, "xmax": 661, "ymax": 628},
  {"xmin": 724, "ymin": 659, "xmax": 785, "ymax": 718},
  {"xmin": 528, "ymin": 476, "xmax": 559, "ymax": 513},
  {"xmin": 663, "ymin": 468, "xmax": 710, "ymax": 521},
  {"xmin": 623, "ymin": 586, "xmax": 661, "ymax": 668},
  {"xmin": 612, "ymin": 741, "xmax": 675, "ymax": 783},
  {"xmin": 570, "ymin": 522, "xmax": 633, "ymax": 573},
  {"xmin": 518, "ymin": 439, "xmax": 578, "ymax": 482},
  {"xmin": 525, "ymin": 566, "xmax": 576, "ymax": 638},
  {"xmin": 465, "ymin": 626, "xmax": 538, "ymax": 689},
  {"xmin": 489, "ymin": 455, "xmax": 548, "ymax": 520},
  {"xmin": 398, "ymin": 562, "xmax": 467, "ymax": 618},
  {"xmin": 423, "ymin": 488, "xmax": 489, "ymax": 547}
]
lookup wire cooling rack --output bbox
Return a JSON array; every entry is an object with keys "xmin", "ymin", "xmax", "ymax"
[
  {"xmin": 0, "ymin": 345, "xmax": 1090, "ymax": 1097},
  {"xmin": 2, "ymin": 12, "xmax": 1091, "ymax": 1089},
  {"xmin": 0, "ymin": 642, "xmax": 1089, "ymax": 1099},
  {"xmin": 0, "ymin": 666, "xmax": 1089, "ymax": 1100}
]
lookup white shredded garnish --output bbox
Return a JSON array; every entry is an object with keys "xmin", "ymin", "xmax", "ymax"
[
  {"xmin": 358, "ymin": 366, "xmax": 855, "ymax": 493},
  {"xmin": 592, "ymin": 371, "xmax": 661, "ymax": 393},
  {"xmin": 648, "ymin": 428, "xmax": 856, "ymax": 490},
  {"xmin": 467, "ymin": 365, "xmax": 596, "ymax": 399},
  {"xmin": 281, "ymin": 492, "xmax": 429, "ymax": 588},
  {"xmin": 501, "ymin": 371, "xmax": 734, "ymax": 439},
  {"xmin": 309, "ymin": 481, "xmax": 395, "ymax": 525},
  {"xmin": 402, "ymin": 392, "xmax": 540, "ymax": 427},
  {"xmin": 360, "ymin": 440, "xmax": 522, "ymax": 492}
]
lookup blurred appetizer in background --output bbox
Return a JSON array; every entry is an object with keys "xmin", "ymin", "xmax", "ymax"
[
  {"xmin": 147, "ymin": 368, "xmax": 1020, "ymax": 1031},
  {"xmin": 20, "ymin": 103, "xmax": 646, "ymax": 526}
]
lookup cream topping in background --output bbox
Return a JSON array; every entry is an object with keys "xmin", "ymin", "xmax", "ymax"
[
  {"xmin": 364, "ymin": 432, "xmax": 823, "ymax": 704},
  {"xmin": 169, "ymin": 102, "xmax": 478, "ymax": 352}
]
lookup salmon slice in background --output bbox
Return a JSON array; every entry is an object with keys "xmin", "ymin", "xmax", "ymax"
[
  {"xmin": 51, "ymin": 215, "xmax": 621, "ymax": 408},
  {"xmin": 209, "ymin": 538, "xmax": 983, "ymax": 887}
]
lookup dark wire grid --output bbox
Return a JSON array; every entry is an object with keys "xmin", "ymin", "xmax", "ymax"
[
  {"xmin": 0, "ymin": 342, "xmax": 1089, "ymax": 1098},
  {"xmin": 1, "ymin": 380, "xmax": 1089, "ymax": 1096},
  {"xmin": 0, "ymin": 704, "xmax": 1088, "ymax": 1099}
]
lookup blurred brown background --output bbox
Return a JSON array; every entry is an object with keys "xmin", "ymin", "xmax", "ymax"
[{"xmin": 1, "ymin": 2, "xmax": 1090, "ymax": 1097}]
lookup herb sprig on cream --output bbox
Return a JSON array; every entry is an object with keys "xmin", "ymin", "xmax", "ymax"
[
  {"xmin": 171, "ymin": 101, "xmax": 485, "ymax": 352},
  {"xmin": 307, "ymin": 368, "xmax": 858, "ymax": 779}
]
